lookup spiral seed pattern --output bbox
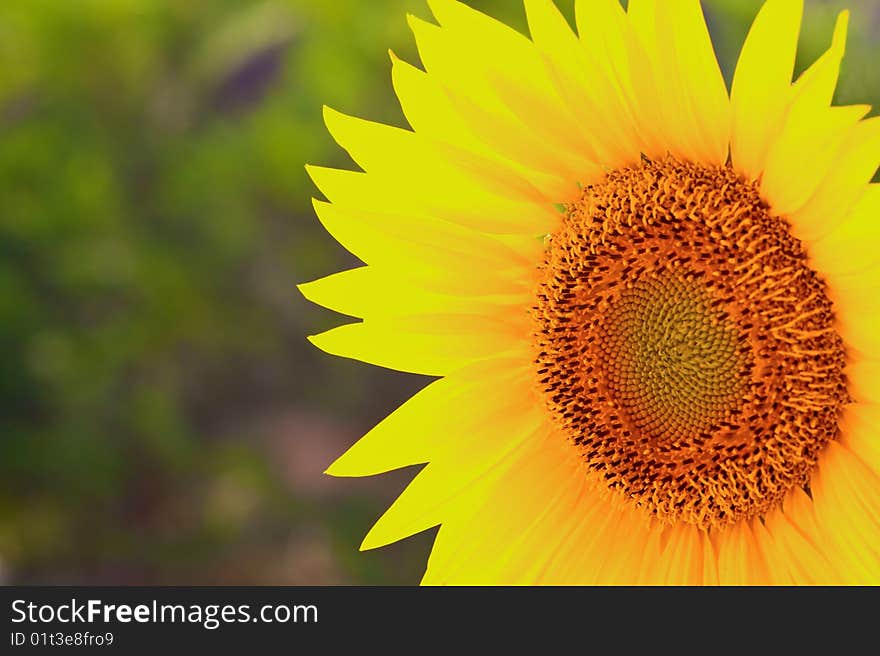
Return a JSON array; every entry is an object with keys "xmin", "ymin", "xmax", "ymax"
[{"xmin": 533, "ymin": 157, "xmax": 849, "ymax": 528}]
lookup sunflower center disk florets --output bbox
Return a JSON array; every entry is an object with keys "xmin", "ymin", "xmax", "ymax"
[{"xmin": 534, "ymin": 157, "xmax": 849, "ymax": 529}]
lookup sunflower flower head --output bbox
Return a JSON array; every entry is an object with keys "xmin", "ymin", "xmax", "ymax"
[{"xmin": 301, "ymin": 0, "xmax": 880, "ymax": 585}]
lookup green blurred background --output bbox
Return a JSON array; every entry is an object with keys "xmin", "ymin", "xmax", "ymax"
[{"xmin": 0, "ymin": 0, "xmax": 876, "ymax": 585}]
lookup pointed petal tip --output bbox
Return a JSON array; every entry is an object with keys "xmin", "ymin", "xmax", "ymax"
[
  {"xmin": 360, "ymin": 522, "xmax": 437, "ymax": 552},
  {"xmin": 832, "ymin": 10, "xmax": 850, "ymax": 52},
  {"xmin": 321, "ymin": 436, "xmax": 408, "ymax": 479},
  {"xmin": 306, "ymin": 328, "xmax": 347, "ymax": 352},
  {"xmin": 359, "ymin": 517, "xmax": 399, "ymax": 551},
  {"xmin": 324, "ymin": 458, "xmax": 356, "ymax": 478},
  {"xmin": 304, "ymin": 164, "xmax": 321, "ymax": 182},
  {"xmin": 359, "ymin": 535, "xmax": 380, "ymax": 552},
  {"xmin": 426, "ymin": 0, "xmax": 453, "ymax": 23},
  {"xmin": 297, "ymin": 279, "xmax": 326, "ymax": 303},
  {"xmin": 321, "ymin": 104, "xmax": 344, "ymax": 130}
]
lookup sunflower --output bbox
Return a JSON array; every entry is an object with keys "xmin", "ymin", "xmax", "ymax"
[{"xmin": 301, "ymin": 0, "xmax": 880, "ymax": 584}]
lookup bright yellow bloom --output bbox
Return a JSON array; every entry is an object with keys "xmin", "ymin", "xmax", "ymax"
[{"xmin": 301, "ymin": 0, "xmax": 880, "ymax": 584}]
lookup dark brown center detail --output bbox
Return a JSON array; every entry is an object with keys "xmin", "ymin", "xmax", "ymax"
[{"xmin": 533, "ymin": 156, "xmax": 849, "ymax": 529}]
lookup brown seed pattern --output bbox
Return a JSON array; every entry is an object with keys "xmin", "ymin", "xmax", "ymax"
[{"xmin": 533, "ymin": 157, "xmax": 849, "ymax": 529}]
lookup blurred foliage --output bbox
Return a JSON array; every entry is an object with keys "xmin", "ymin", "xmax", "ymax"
[{"xmin": 0, "ymin": 0, "xmax": 876, "ymax": 584}]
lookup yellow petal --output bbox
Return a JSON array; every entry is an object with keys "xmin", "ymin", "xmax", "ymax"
[
  {"xmin": 764, "ymin": 102, "xmax": 871, "ymax": 220},
  {"xmin": 762, "ymin": 502, "xmax": 843, "ymax": 584},
  {"xmin": 788, "ymin": 117, "xmax": 880, "ymax": 242},
  {"xmin": 847, "ymin": 359, "xmax": 880, "ymax": 407},
  {"xmin": 524, "ymin": 0, "xmax": 641, "ymax": 170},
  {"xmin": 388, "ymin": 50, "xmax": 476, "ymax": 148},
  {"xmin": 658, "ymin": 525, "xmax": 707, "ymax": 585},
  {"xmin": 446, "ymin": 459, "xmax": 586, "ymax": 583},
  {"xmin": 782, "ymin": 486, "xmax": 829, "ymax": 554},
  {"xmin": 361, "ymin": 460, "xmax": 502, "ymax": 552},
  {"xmin": 629, "ymin": 0, "xmax": 730, "ymax": 164},
  {"xmin": 668, "ymin": 1, "xmax": 731, "ymax": 165},
  {"xmin": 323, "ymin": 105, "xmax": 555, "ymax": 207},
  {"xmin": 839, "ymin": 403, "xmax": 880, "ymax": 479},
  {"xmin": 298, "ymin": 266, "xmax": 528, "ymax": 320},
  {"xmin": 529, "ymin": 486, "xmax": 601, "ymax": 584},
  {"xmin": 730, "ymin": 0, "xmax": 804, "ymax": 180},
  {"xmin": 422, "ymin": 427, "xmax": 592, "ymax": 583},
  {"xmin": 326, "ymin": 354, "xmax": 537, "ymax": 479},
  {"xmin": 409, "ymin": 2, "xmax": 597, "ymax": 192},
  {"xmin": 823, "ymin": 262, "xmax": 880, "ymax": 357},
  {"xmin": 701, "ymin": 531, "xmax": 719, "ymax": 585},
  {"xmin": 484, "ymin": 477, "xmax": 588, "ymax": 585},
  {"xmin": 485, "ymin": 464, "xmax": 628, "ymax": 585},
  {"xmin": 306, "ymin": 198, "xmax": 540, "ymax": 298},
  {"xmin": 761, "ymin": 13, "xmax": 869, "ymax": 218},
  {"xmin": 576, "ymin": 505, "xmax": 649, "ymax": 584},
  {"xmin": 307, "ymin": 312, "xmax": 527, "ymax": 377},
  {"xmin": 808, "ymin": 184, "xmax": 880, "ymax": 278},
  {"xmin": 716, "ymin": 520, "xmax": 771, "ymax": 585},
  {"xmin": 326, "ymin": 378, "xmax": 440, "ymax": 478},
  {"xmin": 389, "ymin": 53, "xmax": 574, "ymax": 200},
  {"xmin": 632, "ymin": 525, "xmax": 667, "ymax": 585},
  {"xmin": 791, "ymin": 10, "xmax": 849, "ymax": 103},
  {"xmin": 750, "ymin": 518, "xmax": 795, "ymax": 585},
  {"xmin": 362, "ymin": 414, "xmax": 545, "ymax": 551},
  {"xmin": 575, "ymin": 0, "xmax": 634, "ymax": 103},
  {"xmin": 306, "ymin": 164, "xmax": 557, "ymax": 235},
  {"xmin": 591, "ymin": 506, "xmax": 654, "ymax": 584},
  {"xmin": 810, "ymin": 441, "xmax": 880, "ymax": 583},
  {"xmin": 586, "ymin": 0, "xmax": 663, "ymax": 156}
]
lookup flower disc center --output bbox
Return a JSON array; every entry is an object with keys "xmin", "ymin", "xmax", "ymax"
[
  {"xmin": 601, "ymin": 274, "xmax": 749, "ymax": 445},
  {"xmin": 533, "ymin": 157, "xmax": 849, "ymax": 529}
]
